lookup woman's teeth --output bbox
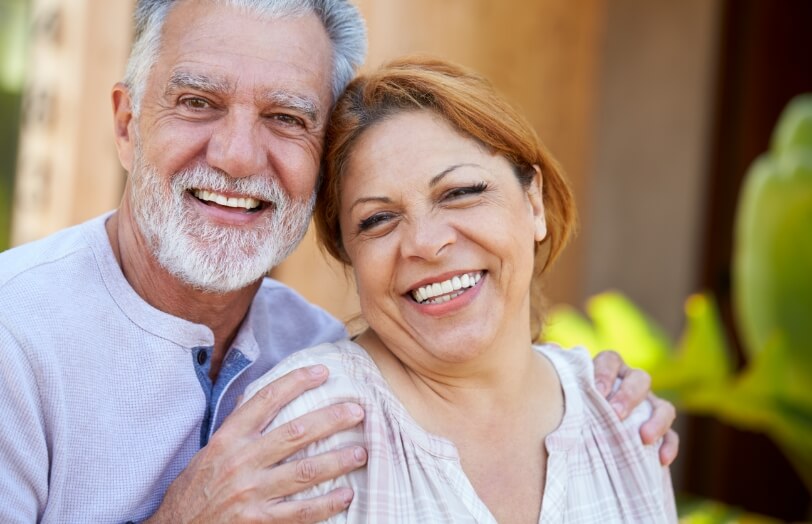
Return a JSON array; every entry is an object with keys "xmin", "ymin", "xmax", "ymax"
[
  {"xmin": 192, "ymin": 189, "xmax": 261, "ymax": 210},
  {"xmin": 411, "ymin": 272, "xmax": 482, "ymax": 304}
]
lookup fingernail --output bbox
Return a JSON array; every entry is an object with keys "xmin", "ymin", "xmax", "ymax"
[
  {"xmin": 309, "ymin": 365, "xmax": 327, "ymax": 377},
  {"xmin": 353, "ymin": 447, "xmax": 367, "ymax": 462},
  {"xmin": 349, "ymin": 403, "xmax": 364, "ymax": 418},
  {"xmin": 612, "ymin": 401, "xmax": 625, "ymax": 418},
  {"xmin": 340, "ymin": 488, "xmax": 354, "ymax": 505}
]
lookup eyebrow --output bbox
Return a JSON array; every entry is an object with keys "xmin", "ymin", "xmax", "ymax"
[
  {"xmin": 258, "ymin": 90, "xmax": 320, "ymax": 125},
  {"xmin": 165, "ymin": 71, "xmax": 320, "ymax": 125},
  {"xmin": 428, "ymin": 163, "xmax": 481, "ymax": 187},
  {"xmin": 349, "ymin": 196, "xmax": 392, "ymax": 214},
  {"xmin": 348, "ymin": 163, "xmax": 484, "ymax": 213},
  {"xmin": 165, "ymin": 70, "xmax": 231, "ymax": 97}
]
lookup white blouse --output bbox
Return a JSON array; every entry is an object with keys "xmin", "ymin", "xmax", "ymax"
[{"xmin": 243, "ymin": 339, "xmax": 677, "ymax": 523}]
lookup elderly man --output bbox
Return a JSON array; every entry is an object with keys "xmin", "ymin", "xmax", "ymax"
[{"xmin": 0, "ymin": 0, "xmax": 677, "ymax": 522}]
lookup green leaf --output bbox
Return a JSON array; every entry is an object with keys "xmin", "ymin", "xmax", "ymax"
[
  {"xmin": 652, "ymin": 293, "xmax": 732, "ymax": 406},
  {"xmin": 542, "ymin": 292, "xmax": 671, "ymax": 370}
]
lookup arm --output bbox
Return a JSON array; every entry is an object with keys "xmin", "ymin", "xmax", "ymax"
[
  {"xmin": 0, "ymin": 324, "xmax": 48, "ymax": 523},
  {"xmin": 145, "ymin": 365, "xmax": 367, "ymax": 524},
  {"xmin": 592, "ymin": 350, "xmax": 679, "ymax": 466}
]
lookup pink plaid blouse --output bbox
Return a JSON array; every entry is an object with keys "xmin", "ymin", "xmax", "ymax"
[{"xmin": 244, "ymin": 340, "xmax": 677, "ymax": 523}]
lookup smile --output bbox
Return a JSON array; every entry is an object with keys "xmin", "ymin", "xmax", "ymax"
[
  {"xmin": 410, "ymin": 271, "xmax": 483, "ymax": 305},
  {"xmin": 191, "ymin": 189, "xmax": 264, "ymax": 212}
]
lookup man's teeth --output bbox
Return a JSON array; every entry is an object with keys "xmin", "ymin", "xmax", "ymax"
[
  {"xmin": 193, "ymin": 189, "xmax": 260, "ymax": 210},
  {"xmin": 411, "ymin": 272, "xmax": 482, "ymax": 304}
]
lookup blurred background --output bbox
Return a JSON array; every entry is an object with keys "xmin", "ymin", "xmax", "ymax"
[{"xmin": 1, "ymin": 0, "xmax": 810, "ymax": 521}]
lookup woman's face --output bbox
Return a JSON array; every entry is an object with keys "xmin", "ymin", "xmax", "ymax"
[{"xmin": 339, "ymin": 110, "xmax": 547, "ymax": 369}]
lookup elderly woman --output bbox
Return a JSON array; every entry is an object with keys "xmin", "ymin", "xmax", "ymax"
[{"xmin": 244, "ymin": 57, "xmax": 677, "ymax": 523}]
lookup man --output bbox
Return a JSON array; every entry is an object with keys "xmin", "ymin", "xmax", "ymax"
[{"xmin": 0, "ymin": 1, "xmax": 677, "ymax": 522}]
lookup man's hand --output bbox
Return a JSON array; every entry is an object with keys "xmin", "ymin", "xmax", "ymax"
[
  {"xmin": 146, "ymin": 365, "xmax": 367, "ymax": 523},
  {"xmin": 593, "ymin": 350, "xmax": 679, "ymax": 467}
]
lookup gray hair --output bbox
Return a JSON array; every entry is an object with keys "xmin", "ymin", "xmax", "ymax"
[{"xmin": 122, "ymin": 0, "xmax": 367, "ymax": 115}]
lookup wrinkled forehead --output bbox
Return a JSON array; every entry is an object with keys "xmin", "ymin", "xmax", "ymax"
[{"xmin": 152, "ymin": 1, "xmax": 334, "ymax": 101}]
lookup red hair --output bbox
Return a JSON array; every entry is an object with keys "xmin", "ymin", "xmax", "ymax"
[{"xmin": 315, "ymin": 55, "xmax": 576, "ymax": 339}]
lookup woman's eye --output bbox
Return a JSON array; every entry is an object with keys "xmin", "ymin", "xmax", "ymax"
[
  {"xmin": 444, "ymin": 182, "xmax": 489, "ymax": 200},
  {"xmin": 358, "ymin": 212, "xmax": 395, "ymax": 232}
]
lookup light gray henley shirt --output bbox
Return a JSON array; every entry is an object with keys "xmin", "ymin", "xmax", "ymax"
[{"xmin": 0, "ymin": 213, "xmax": 347, "ymax": 523}]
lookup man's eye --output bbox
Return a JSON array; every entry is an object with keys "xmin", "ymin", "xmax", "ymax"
[
  {"xmin": 358, "ymin": 212, "xmax": 395, "ymax": 232},
  {"xmin": 271, "ymin": 113, "xmax": 305, "ymax": 127},
  {"xmin": 180, "ymin": 97, "xmax": 210, "ymax": 110}
]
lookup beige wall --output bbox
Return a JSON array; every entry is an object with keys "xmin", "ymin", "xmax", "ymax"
[{"xmin": 584, "ymin": 0, "xmax": 721, "ymax": 335}]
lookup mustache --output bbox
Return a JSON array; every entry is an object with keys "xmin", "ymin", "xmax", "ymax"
[{"xmin": 170, "ymin": 164, "xmax": 292, "ymax": 206}]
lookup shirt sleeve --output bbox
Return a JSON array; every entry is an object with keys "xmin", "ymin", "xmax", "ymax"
[
  {"xmin": 241, "ymin": 346, "xmax": 365, "ymax": 523},
  {"xmin": 0, "ymin": 322, "xmax": 49, "ymax": 523},
  {"xmin": 625, "ymin": 399, "xmax": 679, "ymax": 523}
]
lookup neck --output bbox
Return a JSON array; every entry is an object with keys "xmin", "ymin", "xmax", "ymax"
[
  {"xmin": 358, "ymin": 327, "xmax": 557, "ymax": 436},
  {"xmin": 106, "ymin": 201, "xmax": 261, "ymax": 380}
]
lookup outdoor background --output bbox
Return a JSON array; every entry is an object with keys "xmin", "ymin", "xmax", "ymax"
[{"xmin": 1, "ymin": 0, "xmax": 810, "ymax": 521}]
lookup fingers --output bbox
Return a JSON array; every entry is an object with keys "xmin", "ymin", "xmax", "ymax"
[
  {"xmin": 257, "ymin": 402, "xmax": 365, "ymax": 466},
  {"xmin": 259, "ymin": 445, "xmax": 367, "ymax": 500},
  {"xmin": 227, "ymin": 366, "xmax": 331, "ymax": 436},
  {"xmin": 607, "ymin": 368, "xmax": 651, "ymax": 420},
  {"xmin": 658, "ymin": 429, "xmax": 679, "ymax": 466},
  {"xmin": 639, "ymin": 394, "xmax": 679, "ymax": 466},
  {"xmin": 263, "ymin": 487, "xmax": 355, "ymax": 523},
  {"xmin": 592, "ymin": 350, "xmax": 624, "ymax": 397},
  {"xmin": 640, "ymin": 394, "xmax": 677, "ymax": 444}
]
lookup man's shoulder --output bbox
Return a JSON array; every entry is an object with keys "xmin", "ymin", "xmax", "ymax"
[
  {"xmin": 252, "ymin": 277, "xmax": 347, "ymax": 340},
  {"xmin": 0, "ymin": 216, "xmax": 105, "ymax": 292}
]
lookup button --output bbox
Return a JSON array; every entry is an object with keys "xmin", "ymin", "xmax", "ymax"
[{"xmin": 197, "ymin": 350, "xmax": 208, "ymax": 365}]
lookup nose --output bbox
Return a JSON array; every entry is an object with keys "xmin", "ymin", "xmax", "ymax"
[
  {"xmin": 206, "ymin": 109, "xmax": 266, "ymax": 179},
  {"xmin": 400, "ymin": 214, "xmax": 456, "ymax": 261}
]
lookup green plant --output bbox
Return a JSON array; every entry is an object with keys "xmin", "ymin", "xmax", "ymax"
[{"xmin": 542, "ymin": 94, "xmax": 812, "ymax": 497}]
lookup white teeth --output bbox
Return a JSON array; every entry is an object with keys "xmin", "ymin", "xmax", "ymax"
[
  {"xmin": 410, "ymin": 271, "xmax": 484, "ymax": 304},
  {"xmin": 451, "ymin": 276, "xmax": 462, "ymax": 290},
  {"xmin": 193, "ymin": 189, "xmax": 261, "ymax": 210}
]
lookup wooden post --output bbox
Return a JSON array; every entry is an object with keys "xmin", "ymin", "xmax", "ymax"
[{"xmin": 11, "ymin": 0, "xmax": 134, "ymax": 246}]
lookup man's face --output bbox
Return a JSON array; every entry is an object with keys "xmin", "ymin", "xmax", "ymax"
[{"xmin": 121, "ymin": 0, "xmax": 334, "ymax": 293}]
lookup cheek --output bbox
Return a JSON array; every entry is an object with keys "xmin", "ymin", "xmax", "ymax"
[
  {"xmin": 267, "ymin": 136, "xmax": 323, "ymax": 199},
  {"xmin": 141, "ymin": 122, "xmax": 209, "ymax": 176},
  {"xmin": 349, "ymin": 242, "xmax": 397, "ymax": 305}
]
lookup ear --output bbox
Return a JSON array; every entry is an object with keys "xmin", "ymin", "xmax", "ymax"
[
  {"xmin": 528, "ymin": 165, "xmax": 547, "ymax": 242},
  {"xmin": 112, "ymin": 82, "xmax": 135, "ymax": 173}
]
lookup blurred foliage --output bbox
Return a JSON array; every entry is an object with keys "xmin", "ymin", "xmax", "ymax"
[
  {"xmin": 734, "ymin": 94, "xmax": 812, "ymax": 369},
  {"xmin": 543, "ymin": 94, "xmax": 812, "ymax": 519},
  {"xmin": 677, "ymin": 496, "xmax": 782, "ymax": 524},
  {"xmin": 0, "ymin": 0, "xmax": 28, "ymax": 92},
  {"xmin": 0, "ymin": 0, "xmax": 29, "ymax": 251},
  {"xmin": 0, "ymin": 88, "xmax": 22, "ymax": 251}
]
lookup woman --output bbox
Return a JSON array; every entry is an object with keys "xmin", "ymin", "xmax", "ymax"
[{"xmin": 244, "ymin": 56, "xmax": 677, "ymax": 523}]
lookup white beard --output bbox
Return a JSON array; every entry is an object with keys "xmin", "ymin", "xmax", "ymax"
[{"xmin": 128, "ymin": 142, "xmax": 315, "ymax": 294}]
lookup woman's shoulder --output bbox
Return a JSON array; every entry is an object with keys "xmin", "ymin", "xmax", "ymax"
[
  {"xmin": 242, "ymin": 339, "xmax": 378, "ymax": 419},
  {"xmin": 536, "ymin": 344, "xmax": 675, "ymax": 522},
  {"xmin": 535, "ymin": 343, "xmax": 654, "ymax": 435}
]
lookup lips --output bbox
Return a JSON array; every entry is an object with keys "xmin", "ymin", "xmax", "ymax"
[
  {"xmin": 191, "ymin": 188, "xmax": 264, "ymax": 212},
  {"xmin": 410, "ymin": 271, "xmax": 484, "ymax": 304}
]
